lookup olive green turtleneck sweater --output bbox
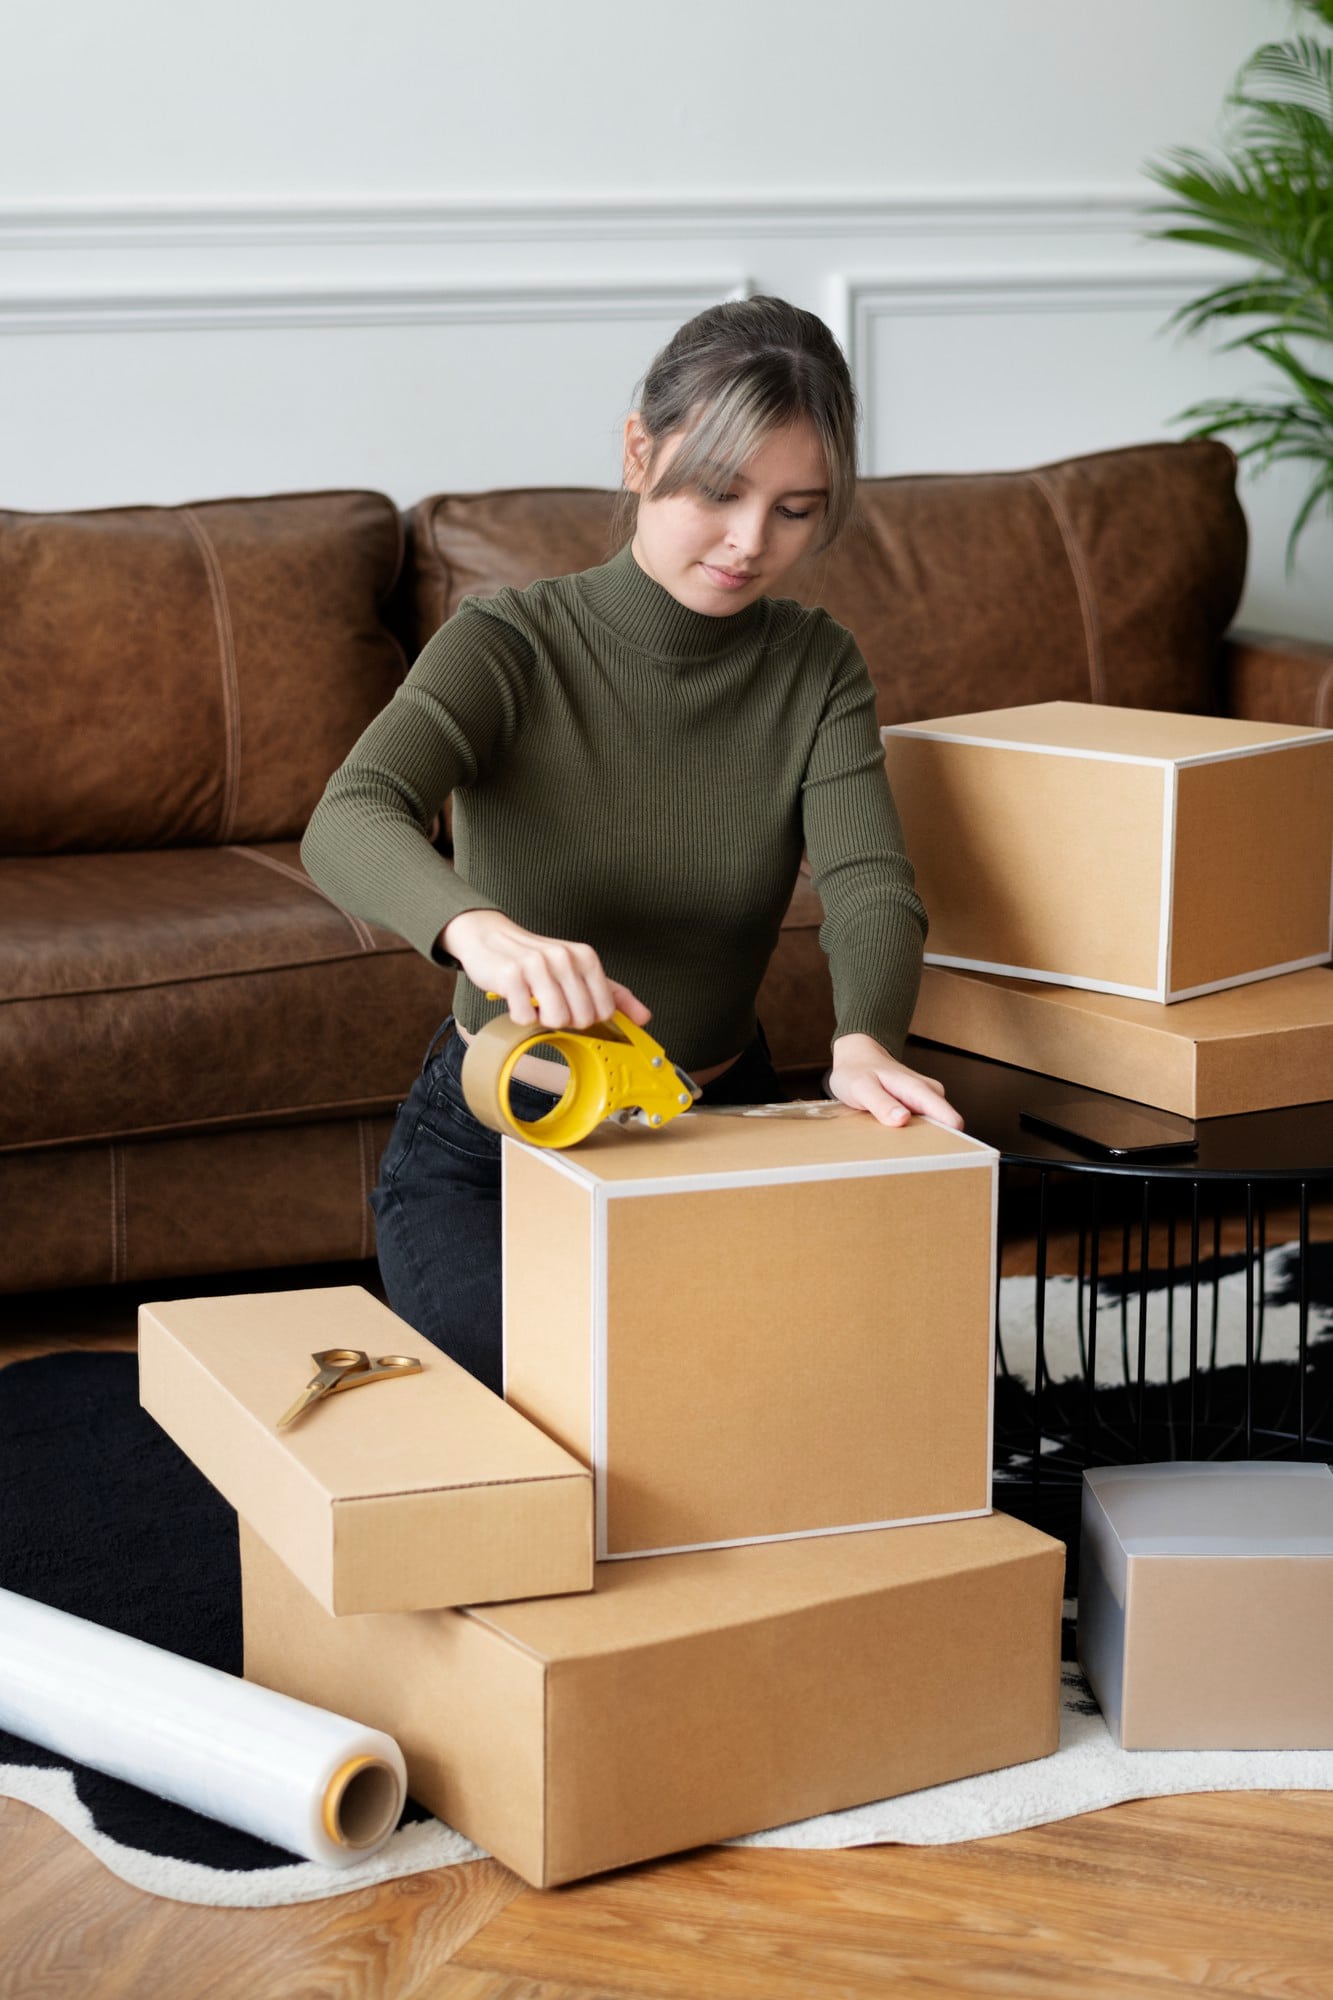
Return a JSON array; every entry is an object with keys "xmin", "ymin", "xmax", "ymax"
[{"xmin": 301, "ymin": 543, "xmax": 927, "ymax": 1068}]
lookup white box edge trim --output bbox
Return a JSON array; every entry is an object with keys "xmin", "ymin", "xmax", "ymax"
[{"xmin": 599, "ymin": 1503, "xmax": 995, "ymax": 1562}]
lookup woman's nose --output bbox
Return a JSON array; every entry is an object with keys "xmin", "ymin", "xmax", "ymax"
[{"xmin": 725, "ymin": 505, "xmax": 766, "ymax": 558}]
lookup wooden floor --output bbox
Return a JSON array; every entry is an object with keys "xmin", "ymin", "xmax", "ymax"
[{"xmin": 4, "ymin": 1220, "xmax": 1333, "ymax": 2000}]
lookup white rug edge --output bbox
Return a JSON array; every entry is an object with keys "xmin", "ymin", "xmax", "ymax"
[
  {"xmin": 11, "ymin": 1668, "xmax": 1333, "ymax": 1905},
  {"xmin": 0, "ymin": 1763, "xmax": 482, "ymax": 1906}
]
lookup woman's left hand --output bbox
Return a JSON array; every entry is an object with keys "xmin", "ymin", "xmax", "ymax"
[{"xmin": 828, "ymin": 1034, "xmax": 965, "ymax": 1130}]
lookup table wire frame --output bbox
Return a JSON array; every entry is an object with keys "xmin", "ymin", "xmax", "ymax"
[{"xmin": 992, "ymin": 1166, "xmax": 1332, "ymax": 1548}]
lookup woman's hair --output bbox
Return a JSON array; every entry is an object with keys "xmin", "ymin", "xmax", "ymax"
[{"xmin": 614, "ymin": 296, "xmax": 859, "ymax": 554}]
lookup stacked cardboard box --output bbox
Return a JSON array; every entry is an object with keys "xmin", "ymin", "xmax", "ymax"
[
  {"xmin": 883, "ymin": 701, "xmax": 1333, "ymax": 1114},
  {"xmin": 1080, "ymin": 1462, "xmax": 1333, "ymax": 1748},
  {"xmin": 144, "ymin": 1106, "xmax": 1066, "ymax": 1887}
]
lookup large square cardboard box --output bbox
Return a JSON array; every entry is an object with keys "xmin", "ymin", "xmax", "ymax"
[
  {"xmin": 502, "ymin": 1109, "xmax": 999, "ymax": 1560},
  {"xmin": 1079, "ymin": 1462, "xmax": 1333, "ymax": 1749},
  {"xmin": 911, "ymin": 963, "xmax": 1333, "ymax": 1117},
  {"xmin": 883, "ymin": 702, "xmax": 1333, "ymax": 1002},
  {"xmin": 242, "ymin": 1508, "xmax": 1064, "ymax": 1887},
  {"xmin": 140, "ymin": 1286, "xmax": 593, "ymax": 1615}
]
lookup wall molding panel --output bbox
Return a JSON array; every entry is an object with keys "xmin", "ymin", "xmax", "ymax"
[
  {"xmin": 0, "ymin": 188, "xmax": 1154, "ymax": 252},
  {"xmin": 0, "ymin": 277, "xmax": 753, "ymax": 338},
  {"xmin": 832, "ymin": 266, "xmax": 1208, "ymax": 473}
]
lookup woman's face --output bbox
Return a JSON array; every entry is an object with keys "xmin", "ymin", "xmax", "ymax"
[{"xmin": 623, "ymin": 413, "xmax": 829, "ymax": 618}]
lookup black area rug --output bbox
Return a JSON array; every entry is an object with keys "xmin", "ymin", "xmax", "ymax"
[{"xmin": 0, "ymin": 1349, "xmax": 436, "ymax": 1875}]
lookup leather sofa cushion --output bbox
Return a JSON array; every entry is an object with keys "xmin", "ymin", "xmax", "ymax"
[
  {"xmin": 0, "ymin": 491, "xmax": 406, "ymax": 855},
  {"xmin": 0, "ymin": 844, "xmax": 447, "ymax": 1151},
  {"xmin": 411, "ymin": 440, "xmax": 1245, "ymax": 720},
  {"xmin": 0, "ymin": 1116, "xmax": 396, "ymax": 1292}
]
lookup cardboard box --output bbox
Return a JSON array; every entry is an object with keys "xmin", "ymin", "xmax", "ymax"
[
  {"xmin": 140, "ymin": 1286, "xmax": 593, "ymax": 1615},
  {"xmin": 1079, "ymin": 1462, "xmax": 1333, "ymax": 1749},
  {"xmin": 912, "ymin": 963, "xmax": 1333, "ymax": 1118},
  {"xmin": 242, "ymin": 1508, "xmax": 1065, "ymax": 1887},
  {"xmin": 501, "ymin": 1109, "xmax": 999, "ymax": 1560},
  {"xmin": 883, "ymin": 701, "xmax": 1333, "ymax": 1002}
]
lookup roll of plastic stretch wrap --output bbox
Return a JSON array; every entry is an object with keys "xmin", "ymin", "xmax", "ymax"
[{"xmin": 0, "ymin": 1587, "xmax": 407, "ymax": 1866}]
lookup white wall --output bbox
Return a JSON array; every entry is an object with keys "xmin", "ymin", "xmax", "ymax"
[{"xmin": 3, "ymin": 0, "xmax": 1329, "ymax": 639}]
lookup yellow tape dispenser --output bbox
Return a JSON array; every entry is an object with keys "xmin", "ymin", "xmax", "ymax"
[{"xmin": 460, "ymin": 1000, "xmax": 701, "ymax": 1149}]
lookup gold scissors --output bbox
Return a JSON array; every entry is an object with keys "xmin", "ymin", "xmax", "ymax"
[{"xmin": 276, "ymin": 1347, "xmax": 423, "ymax": 1430}]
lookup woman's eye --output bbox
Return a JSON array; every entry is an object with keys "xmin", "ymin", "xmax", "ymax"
[
  {"xmin": 698, "ymin": 486, "xmax": 734, "ymax": 504},
  {"xmin": 779, "ymin": 506, "xmax": 812, "ymax": 521}
]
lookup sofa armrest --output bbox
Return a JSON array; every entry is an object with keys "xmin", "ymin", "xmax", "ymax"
[{"xmin": 1221, "ymin": 629, "xmax": 1333, "ymax": 728}]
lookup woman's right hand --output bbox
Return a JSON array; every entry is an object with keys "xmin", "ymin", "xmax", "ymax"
[{"xmin": 440, "ymin": 910, "xmax": 651, "ymax": 1031}]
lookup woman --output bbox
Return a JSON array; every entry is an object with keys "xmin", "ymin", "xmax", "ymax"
[{"xmin": 302, "ymin": 295, "xmax": 960, "ymax": 1392}]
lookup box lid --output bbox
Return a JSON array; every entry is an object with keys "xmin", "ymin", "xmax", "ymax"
[
  {"xmin": 1085, "ymin": 1462, "xmax": 1333, "ymax": 1558},
  {"xmin": 141, "ymin": 1287, "xmax": 581, "ymax": 1499},
  {"xmin": 140, "ymin": 1287, "xmax": 594, "ymax": 1613},
  {"xmin": 465, "ymin": 1512, "xmax": 1053, "ymax": 1660},
  {"xmin": 885, "ymin": 700, "xmax": 1332, "ymax": 765},
  {"xmin": 520, "ymin": 1107, "xmax": 996, "ymax": 1190},
  {"xmin": 925, "ymin": 963, "xmax": 1333, "ymax": 1045}
]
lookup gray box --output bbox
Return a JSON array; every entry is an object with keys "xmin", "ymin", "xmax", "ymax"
[{"xmin": 1079, "ymin": 1461, "xmax": 1333, "ymax": 1749}]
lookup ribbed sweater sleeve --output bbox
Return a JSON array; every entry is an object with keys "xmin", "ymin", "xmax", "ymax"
[
  {"xmin": 802, "ymin": 631, "xmax": 928, "ymax": 1059},
  {"xmin": 299, "ymin": 607, "xmax": 531, "ymax": 961}
]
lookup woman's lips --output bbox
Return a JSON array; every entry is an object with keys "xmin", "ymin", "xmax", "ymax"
[{"xmin": 702, "ymin": 563, "xmax": 756, "ymax": 590}]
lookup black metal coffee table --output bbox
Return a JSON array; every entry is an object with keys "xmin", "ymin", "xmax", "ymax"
[{"xmin": 908, "ymin": 1037, "xmax": 1333, "ymax": 1553}]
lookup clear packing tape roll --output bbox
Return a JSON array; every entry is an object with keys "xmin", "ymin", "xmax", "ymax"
[{"xmin": 0, "ymin": 1587, "xmax": 407, "ymax": 1867}]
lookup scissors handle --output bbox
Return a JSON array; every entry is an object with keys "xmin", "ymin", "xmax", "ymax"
[
  {"xmin": 325, "ymin": 1354, "xmax": 421, "ymax": 1394},
  {"xmin": 275, "ymin": 1348, "xmax": 422, "ymax": 1429}
]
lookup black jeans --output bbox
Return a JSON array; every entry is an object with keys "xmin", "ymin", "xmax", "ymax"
[{"xmin": 370, "ymin": 1019, "xmax": 788, "ymax": 1395}]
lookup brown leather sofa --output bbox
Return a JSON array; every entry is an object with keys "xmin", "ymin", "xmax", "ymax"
[{"xmin": 3, "ymin": 440, "xmax": 1329, "ymax": 1294}]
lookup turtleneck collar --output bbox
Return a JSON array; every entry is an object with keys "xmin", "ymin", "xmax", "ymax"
[{"xmin": 576, "ymin": 542, "xmax": 767, "ymax": 663}]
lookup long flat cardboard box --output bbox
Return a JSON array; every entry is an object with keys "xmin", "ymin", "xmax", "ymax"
[
  {"xmin": 502, "ymin": 1109, "xmax": 999, "ymax": 1559},
  {"xmin": 140, "ymin": 1287, "xmax": 593, "ymax": 1615},
  {"xmin": 912, "ymin": 963, "xmax": 1333, "ymax": 1117},
  {"xmin": 1079, "ymin": 1463, "xmax": 1333, "ymax": 1749},
  {"xmin": 242, "ymin": 1509, "xmax": 1065, "ymax": 1888},
  {"xmin": 883, "ymin": 701, "xmax": 1333, "ymax": 1003}
]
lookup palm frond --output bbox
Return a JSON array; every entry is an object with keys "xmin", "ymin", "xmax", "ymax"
[
  {"xmin": 1142, "ymin": 16, "xmax": 1333, "ymax": 561},
  {"xmin": 1239, "ymin": 36, "xmax": 1333, "ymax": 116},
  {"xmin": 1247, "ymin": 335, "xmax": 1333, "ymax": 413},
  {"xmin": 1283, "ymin": 463, "xmax": 1333, "ymax": 569}
]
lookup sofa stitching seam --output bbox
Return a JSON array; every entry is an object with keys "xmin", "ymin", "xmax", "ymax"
[
  {"xmin": 108, "ymin": 1143, "xmax": 124, "ymax": 1281},
  {"xmin": 226, "ymin": 843, "xmax": 378, "ymax": 951},
  {"xmin": 9, "ymin": 1097, "xmax": 403, "ymax": 1155},
  {"xmin": 181, "ymin": 508, "xmax": 243, "ymax": 840},
  {"xmin": 0, "ymin": 946, "xmax": 416, "ymax": 1006},
  {"xmin": 1025, "ymin": 470, "xmax": 1106, "ymax": 703},
  {"xmin": 358, "ymin": 1118, "xmax": 374, "ymax": 1260}
]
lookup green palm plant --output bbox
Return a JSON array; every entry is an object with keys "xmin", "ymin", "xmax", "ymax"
[{"xmin": 1144, "ymin": 0, "xmax": 1333, "ymax": 565}]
